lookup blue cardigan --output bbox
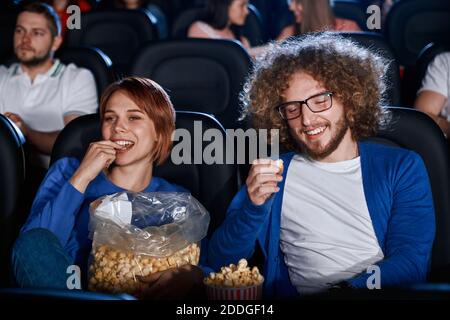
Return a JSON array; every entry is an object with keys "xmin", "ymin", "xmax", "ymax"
[
  {"xmin": 21, "ymin": 157, "xmax": 189, "ymax": 273},
  {"xmin": 208, "ymin": 142, "xmax": 436, "ymax": 298}
]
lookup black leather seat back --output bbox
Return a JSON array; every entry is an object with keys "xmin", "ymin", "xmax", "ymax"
[
  {"xmin": 333, "ymin": 0, "xmax": 368, "ymax": 31},
  {"xmin": 367, "ymin": 107, "xmax": 450, "ymax": 280},
  {"xmin": 0, "ymin": 115, "xmax": 25, "ymax": 286},
  {"xmin": 129, "ymin": 39, "xmax": 252, "ymax": 129},
  {"xmin": 56, "ymin": 46, "xmax": 114, "ymax": 101},
  {"xmin": 50, "ymin": 114, "xmax": 102, "ymax": 163},
  {"xmin": 339, "ymin": 32, "xmax": 402, "ymax": 106},
  {"xmin": 385, "ymin": 0, "xmax": 450, "ymax": 67},
  {"xmin": 153, "ymin": 111, "xmax": 239, "ymax": 235},
  {"xmin": 66, "ymin": 9, "xmax": 158, "ymax": 75},
  {"xmin": 0, "ymin": 12, "xmax": 17, "ymax": 65},
  {"xmin": 240, "ymin": 4, "xmax": 266, "ymax": 46}
]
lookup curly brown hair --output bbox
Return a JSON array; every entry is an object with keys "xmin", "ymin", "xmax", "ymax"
[{"xmin": 240, "ymin": 32, "xmax": 390, "ymax": 151}]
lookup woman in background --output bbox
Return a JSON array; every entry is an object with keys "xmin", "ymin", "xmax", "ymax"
[
  {"xmin": 277, "ymin": 0, "xmax": 360, "ymax": 40},
  {"xmin": 188, "ymin": 0, "xmax": 264, "ymax": 58}
]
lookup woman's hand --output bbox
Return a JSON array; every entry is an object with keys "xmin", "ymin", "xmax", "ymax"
[
  {"xmin": 246, "ymin": 159, "xmax": 283, "ymax": 206},
  {"xmin": 136, "ymin": 264, "xmax": 206, "ymax": 300},
  {"xmin": 69, "ymin": 140, "xmax": 124, "ymax": 193}
]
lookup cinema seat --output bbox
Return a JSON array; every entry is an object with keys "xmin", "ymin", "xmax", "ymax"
[
  {"xmin": 57, "ymin": 46, "xmax": 114, "ymax": 101},
  {"xmin": 129, "ymin": 39, "xmax": 252, "ymax": 129},
  {"xmin": 333, "ymin": 0, "xmax": 368, "ymax": 31},
  {"xmin": 385, "ymin": 0, "xmax": 450, "ymax": 67},
  {"xmin": 339, "ymin": 32, "xmax": 402, "ymax": 106},
  {"xmin": 0, "ymin": 114, "xmax": 25, "ymax": 287},
  {"xmin": 65, "ymin": 9, "xmax": 158, "ymax": 75},
  {"xmin": 368, "ymin": 106, "xmax": 450, "ymax": 281},
  {"xmin": 0, "ymin": 11, "xmax": 17, "ymax": 64}
]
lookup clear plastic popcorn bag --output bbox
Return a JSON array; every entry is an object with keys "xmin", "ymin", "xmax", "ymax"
[{"xmin": 87, "ymin": 192, "xmax": 210, "ymax": 295}]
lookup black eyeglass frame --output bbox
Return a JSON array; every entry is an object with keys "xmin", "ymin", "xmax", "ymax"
[{"xmin": 276, "ymin": 91, "xmax": 334, "ymax": 120}]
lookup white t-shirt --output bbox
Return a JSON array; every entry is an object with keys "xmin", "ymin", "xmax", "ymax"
[
  {"xmin": 0, "ymin": 59, "xmax": 98, "ymax": 167},
  {"xmin": 418, "ymin": 52, "xmax": 450, "ymax": 121},
  {"xmin": 280, "ymin": 155, "xmax": 384, "ymax": 295}
]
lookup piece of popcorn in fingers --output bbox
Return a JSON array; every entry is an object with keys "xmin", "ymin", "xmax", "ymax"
[{"xmin": 274, "ymin": 159, "xmax": 284, "ymax": 173}]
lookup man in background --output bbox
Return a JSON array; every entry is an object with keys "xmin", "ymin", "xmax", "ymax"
[{"xmin": 0, "ymin": 2, "xmax": 97, "ymax": 168}]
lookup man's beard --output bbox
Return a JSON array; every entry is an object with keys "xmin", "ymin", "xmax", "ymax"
[
  {"xmin": 293, "ymin": 116, "xmax": 350, "ymax": 160},
  {"xmin": 18, "ymin": 49, "xmax": 52, "ymax": 68}
]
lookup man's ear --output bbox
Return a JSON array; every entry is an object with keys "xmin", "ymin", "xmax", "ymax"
[{"xmin": 51, "ymin": 35, "xmax": 63, "ymax": 52}]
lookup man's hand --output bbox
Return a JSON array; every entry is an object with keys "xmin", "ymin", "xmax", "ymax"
[
  {"xmin": 4, "ymin": 112, "xmax": 29, "ymax": 136},
  {"xmin": 246, "ymin": 159, "xmax": 283, "ymax": 206},
  {"xmin": 136, "ymin": 264, "xmax": 206, "ymax": 300}
]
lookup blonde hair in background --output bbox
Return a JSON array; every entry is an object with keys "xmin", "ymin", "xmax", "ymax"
[{"xmin": 295, "ymin": 0, "xmax": 335, "ymax": 34}]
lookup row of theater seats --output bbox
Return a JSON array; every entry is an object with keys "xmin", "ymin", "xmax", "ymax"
[
  {"xmin": 1, "ymin": 1, "xmax": 448, "ymax": 113},
  {"xmin": 0, "ymin": 106, "xmax": 449, "ymax": 290},
  {"xmin": 170, "ymin": 0, "xmax": 382, "ymax": 47},
  {"xmin": 57, "ymin": 39, "xmax": 252, "ymax": 130},
  {"xmin": 0, "ymin": 3, "xmax": 263, "ymax": 73},
  {"xmin": 0, "ymin": 115, "xmax": 25, "ymax": 287},
  {"xmin": 1, "ymin": 0, "xmax": 450, "ymax": 69},
  {"xmin": 59, "ymin": 32, "xmax": 396, "ymax": 127},
  {"xmin": 54, "ymin": 33, "xmax": 434, "ymax": 130}
]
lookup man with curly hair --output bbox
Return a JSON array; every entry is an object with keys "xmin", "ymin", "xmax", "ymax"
[{"xmin": 208, "ymin": 32, "xmax": 435, "ymax": 298}]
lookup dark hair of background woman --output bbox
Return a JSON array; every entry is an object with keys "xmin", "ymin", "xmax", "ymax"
[{"xmin": 200, "ymin": 0, "xmax": 243, "ymax": 38}]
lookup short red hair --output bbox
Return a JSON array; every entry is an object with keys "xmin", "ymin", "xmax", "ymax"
[{"xmin": 99, "ymin": 77, "xmax": 175, "ymax": 165}]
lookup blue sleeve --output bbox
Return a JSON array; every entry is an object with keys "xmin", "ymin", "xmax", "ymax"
[
  {"xmin": 198, "ymin": 237, "xmax": 214, "ymax": 276},
  {"xmin": 349, "ymin": 152, "xmax": 436, "ymax": 288},
  {"xmin": 153, "ymin": 177, "xmax": 189, "ymax": 193},
  {"xmin": 21, "ymin": 158, "xmax": 86, "ymax": 248},
  {"xmin": 207, "ymin": 186, "xmax": 274, "ymax": 271}
]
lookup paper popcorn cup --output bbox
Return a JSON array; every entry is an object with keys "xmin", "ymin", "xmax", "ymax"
[
  {"xmin": 204, "ymin": 259, "xmax": 264, "ymax": 300},
  {"xmin": 205, "ymin": 282, "xmax": 263, "ymax": 300}
]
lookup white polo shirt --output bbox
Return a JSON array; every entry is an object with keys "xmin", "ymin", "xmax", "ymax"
[
  {"xmin": 0, "ymin": 59, "xmax": 98, "ymax": 132},
  {"xmin": 418, "ymin": 52, "xmax": 450, "ymax": 121}
]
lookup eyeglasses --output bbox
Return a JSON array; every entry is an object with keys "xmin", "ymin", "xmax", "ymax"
[{"xmin": 276, "ymin": 91, "xmax": 333, "ymax": 120}]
